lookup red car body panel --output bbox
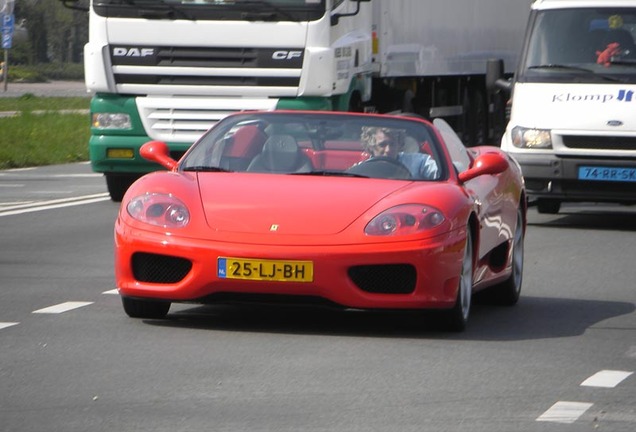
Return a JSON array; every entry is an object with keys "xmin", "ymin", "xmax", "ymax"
[{"xmin": 114, "ymin": 111, "xmax": 525, "ymax": 318}]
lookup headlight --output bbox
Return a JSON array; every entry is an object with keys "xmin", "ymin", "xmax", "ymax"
[
  {"xmin": 93, "ymin": 113, "xmax": 132, "ymax": 129},
  {"xmin": 511, "ymin": 126, "xmax": 552, "ymax": 149},
  {"xmin": 126, "ymin": 193, "xmax": 190, "ymax": 228},
  {"xmin": 365, "ymin": 204, "xmax": 445, "ymax": 236}
]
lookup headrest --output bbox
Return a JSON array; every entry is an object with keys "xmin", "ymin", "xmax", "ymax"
[{"xmin": 260, "ymin": 135, "xmax": 301, "ymax": 171}]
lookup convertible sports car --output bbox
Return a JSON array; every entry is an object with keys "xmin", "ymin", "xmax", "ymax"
[{"xmin": 115, "ymin": 111, "xmax": 526, "ymax": 331}]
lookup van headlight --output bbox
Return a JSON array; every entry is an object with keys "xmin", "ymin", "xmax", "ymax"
[{"xmin": 511, "ymin": 126, "xmax": 552, "ymax": 149}]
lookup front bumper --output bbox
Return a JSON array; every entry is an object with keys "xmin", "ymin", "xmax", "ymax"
[
  {"xmin": 114, "ymin": 222, "xmax": 467, "ymax": 311},
  {"xmin": 512, "ymin": 153, "xmax": 636, "ymax": 204}
]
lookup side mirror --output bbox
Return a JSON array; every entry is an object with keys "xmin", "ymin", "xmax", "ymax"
[
  {"xmin": 486, "ymin": 59, "xmax": 512, "ymax": 94},
  {"xmin": 331, "ymin": 0, "xmax": 369, "ymax": 26},
  {"xmin": 140, "ymin": 141, "xmax": 178, "ymax": 171},
  {"xmin": 458, "ymin": 152, "xmax": 509, "ymax": 183},
  {"xmin": 58, "ymin": 0, "xmax": 89, "ymax": 12}
]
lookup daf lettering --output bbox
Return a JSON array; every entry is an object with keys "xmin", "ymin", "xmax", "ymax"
[
  {"xmin": 272, "ymin": 50, "xmax": 302, "ymax": 60},
  {"xmin": 113, "ymin": 47, "xmax": 155, "ymax": 57}
]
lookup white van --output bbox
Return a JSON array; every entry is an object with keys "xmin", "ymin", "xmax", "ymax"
[{"xmin": 489, "ymin": 0, "xmax": 636, "ymax": 213}]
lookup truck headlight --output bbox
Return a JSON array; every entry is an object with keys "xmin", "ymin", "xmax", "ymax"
[
  {"xmin": 93, "ymin": 113, "xmax": 132, "ymax": 130},
  {"xmin": 511, "ymin": 126, "xmax": 552, "ymax": 149}
]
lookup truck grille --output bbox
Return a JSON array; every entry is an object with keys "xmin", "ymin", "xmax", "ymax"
[
  {"xmin": 110, "ymin": 45, "xmax": 303, "ymax": 88},
  {"xmin": 562, "ymin": 135, "xmax": 636, "ymax": 151},
  {"xmin": 110, "ymin": 45, "xmax": 303, "ymax": 141}
]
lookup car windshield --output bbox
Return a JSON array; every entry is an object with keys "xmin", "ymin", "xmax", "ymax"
[{"xmin": 180, "ymin": 112, "xmax": 447, "ymax": 181}]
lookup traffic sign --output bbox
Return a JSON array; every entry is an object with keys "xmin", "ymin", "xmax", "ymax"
[{"xmin": 1, "ymin": 13, "xmax": 13, "ymax": 49}]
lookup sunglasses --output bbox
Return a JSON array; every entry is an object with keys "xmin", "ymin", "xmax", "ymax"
[{"xmin": 376, "ymin": 139, "xmax": 397, "ymax": 148}]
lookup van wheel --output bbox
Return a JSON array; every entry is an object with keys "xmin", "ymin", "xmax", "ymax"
[{"xmin": 536, "ymin": 199, "xmax": 560, "ymax": 214}]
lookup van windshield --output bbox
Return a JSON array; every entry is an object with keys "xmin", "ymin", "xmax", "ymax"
[{"xmin": 520, "ymin": 8, "xmax": 636, "ymax": 84}]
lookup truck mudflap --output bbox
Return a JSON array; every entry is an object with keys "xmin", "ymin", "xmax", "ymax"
[{"xmin": 513, "ymin": 153, "xmax": 636, "ymax": 212}]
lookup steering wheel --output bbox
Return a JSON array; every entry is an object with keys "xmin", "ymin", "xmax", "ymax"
[{"xmin": 346, "ymin": 156, "xmax": 412, "ymax": 180}]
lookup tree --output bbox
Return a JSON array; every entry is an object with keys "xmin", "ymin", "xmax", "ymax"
[{"xmin": 13, "ymin": 0, "xmax": 88, "ymax": 64}]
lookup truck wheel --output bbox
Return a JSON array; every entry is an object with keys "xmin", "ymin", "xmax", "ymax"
[
  {"xmin": 536, "ymin": 199, "xmax": 561, "ymax": 214},
  {"xmin": 467, "ymin": 88, "xmax": 488, "ymax": 146},
  {"xmin": 348, "ymin": 91, "xmax": 364, "ymax": 113},
  {"xmin": 105, "ymin": 173, "xmax": 139, "ymax": 202}
]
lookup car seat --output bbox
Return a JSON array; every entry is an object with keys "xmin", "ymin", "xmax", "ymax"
[{"xmin": 246, "ymin": 134, "xmax": 313, "ymax": 173}]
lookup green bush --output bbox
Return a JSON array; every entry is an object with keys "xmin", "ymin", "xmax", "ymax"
[{"xmin": 4, "ymin": 63, "xmax": 84, "ymax": 83}]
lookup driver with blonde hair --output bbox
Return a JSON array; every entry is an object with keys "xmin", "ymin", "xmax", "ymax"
[{"xmin": 360, "ymin": 126, "xmax": 438, "ymax": 179}]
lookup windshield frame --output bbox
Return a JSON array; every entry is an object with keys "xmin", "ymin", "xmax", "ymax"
[{"xmin": 179, "ymin": 111, "xmax": 450, "ymax": 182}]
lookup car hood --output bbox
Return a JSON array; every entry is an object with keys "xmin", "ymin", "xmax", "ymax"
[{"xmin": 196, "ymin": 173, "xmax": 409, "ymax": 235}]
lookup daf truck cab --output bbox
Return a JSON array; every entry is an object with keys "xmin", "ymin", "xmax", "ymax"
[{"xmin": 60, "ymin": 0, "xmax": 372, "ymax": 200}]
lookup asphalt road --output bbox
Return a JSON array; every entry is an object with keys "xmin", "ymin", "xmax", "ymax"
[
  {"xmin": 0, "ymin": 80, "xmax": 91, "ymax": 98},
  {"xmin": 1, "ymin": 164, "xmax": 635, "ymax": 432}
]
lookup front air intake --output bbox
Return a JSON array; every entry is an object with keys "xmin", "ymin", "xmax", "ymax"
[
  {"xmin": 132, "ymin": 252, "xmax": 192, "ymax": 283},
  {"xmin": 348, "ymin": 264, "xmax": 416, "ymax": 294}
]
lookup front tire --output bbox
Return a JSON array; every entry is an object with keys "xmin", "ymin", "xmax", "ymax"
[
  {"xmin": 445, "ymin": 229, "xmax": 474, "ymax": 332},
  {"xmin": 122, "ymin": 297, "xmax": 171, "ymax": 319}
]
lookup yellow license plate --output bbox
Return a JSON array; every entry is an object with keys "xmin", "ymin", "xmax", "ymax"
[{"xmin": 217, "ymin": 257, "xmax": 314, "ymax": 282}]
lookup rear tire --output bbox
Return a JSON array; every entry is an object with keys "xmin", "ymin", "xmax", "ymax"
[
  {"xmin": 445, "ymin": 229, "xmax": 474, "ymax": 332},
  {"xmin": 122, "ymin": 297, "xmax": 171, "ymax": 319}
]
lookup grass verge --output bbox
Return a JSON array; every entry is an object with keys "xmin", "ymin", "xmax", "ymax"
[{"xmin": 0, "ymin": 96, "xmax": 91, "ymax": 169}]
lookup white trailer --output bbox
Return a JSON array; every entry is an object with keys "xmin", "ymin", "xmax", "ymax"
[{"xmin": 370, "ymin": 0, "xmax": 530, "ymax": 146}]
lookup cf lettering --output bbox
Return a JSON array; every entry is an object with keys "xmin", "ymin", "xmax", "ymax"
[{"xmin": 272, "ymin": 51, "xmax": 302, "ymax": 60}]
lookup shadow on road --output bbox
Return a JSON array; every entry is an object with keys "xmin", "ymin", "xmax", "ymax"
[
  {"xmin": 141, "ymin": 295, "xmax": 634, "ymax": 341},
  {"xmin": 527, "ymin": 205, "xmax": 636, "ymax": 232}
]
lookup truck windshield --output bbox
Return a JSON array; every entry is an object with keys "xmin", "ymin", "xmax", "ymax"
[
  {"xmin": 93, "ymin": 0, "xmax": 325, "ymax": 21},
  {"xmin": 520, "ymin": 8, "xmax": 636, "ymax": 84}
]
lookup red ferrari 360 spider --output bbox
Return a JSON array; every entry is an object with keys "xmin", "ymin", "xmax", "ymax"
[{"xmin": 115, "ymin": 111, "xmax": 526, "ymax": 331}]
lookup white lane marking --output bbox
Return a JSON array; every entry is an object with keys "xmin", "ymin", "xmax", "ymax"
[
  {"xmin": 581, "ymin": 370, "xmax": 633, "ymax": 388},
  {"xmin": 0, "ymin": 322, "xmax": 19, "ymax": 330},
  {"xmin": 0, "ymin": 173, "xmax": 100, "ymax": 178},
  {"xmin": 32, "ymin": 302, "xmax": 93, "ymax": 314},
  {"xmin": 0, "ymin": 184, "xmax": 25, "ymax": 188},
  {"xmin": 3, "ymin": 167, "xmax": 36, "ymax": 172},
  {"xmin": 0, "ymin": 193, "xmax": 110, "ymax": 217},
  {"xmin": 536, "ymin": 401, "xmax": 593, "ymax": 424},
  {"xmin": 102, "ymin": 289, "xmax": 119, "ymax": 295}
]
